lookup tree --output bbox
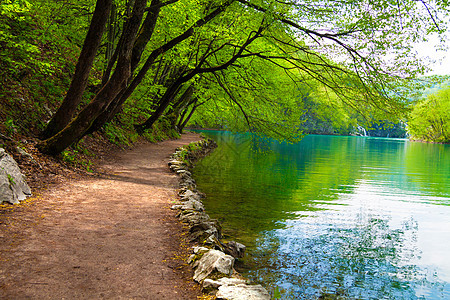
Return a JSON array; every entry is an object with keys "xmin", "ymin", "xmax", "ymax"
[
  {"xmin": 408, "ymin": 86, "xmax": 450, "ymax": 143},
  {"xmin": 37, "ymin": 0, "xmax": 148, "ymax": 154},
  {"xmin": 40, "ymin": 0, "xmax": 113, "ymax": 139}
]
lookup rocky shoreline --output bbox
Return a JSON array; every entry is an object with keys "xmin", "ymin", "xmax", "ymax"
[{"xmin": 168, "ymin": 137, "xmax": 270, "ymax": 300}]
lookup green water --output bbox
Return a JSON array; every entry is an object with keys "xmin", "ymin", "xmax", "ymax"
[{"xmin": 193, "ymin": 131, "xmax": 450, "ymax": 299}]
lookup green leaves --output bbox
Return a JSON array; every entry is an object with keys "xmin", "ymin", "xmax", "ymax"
[{"xmin": 408, "ymin": 86, "xmax": 450, "ymax": 143}]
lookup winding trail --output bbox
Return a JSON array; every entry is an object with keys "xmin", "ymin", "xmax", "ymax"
[{"xmin": 0, "ymin": 133, "xmax": 202, "ymax": 299}]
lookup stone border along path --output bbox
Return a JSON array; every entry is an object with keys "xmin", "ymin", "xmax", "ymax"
[{"xmin": 168, "ymin": 138, "xmax": 271, "ymax": 300}]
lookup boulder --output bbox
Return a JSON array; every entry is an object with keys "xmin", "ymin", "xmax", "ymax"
[
  {"xmin": 216, "ymin": 284, "xmax": 271, "ymax": 300},
  {"xmin": 205, "ymin": 234, "xmax": 223, "ymax": 249},
  {"xmin": 192, "ymin": 249, "xmax": 235, "ymax": 282},
  {"xmin": 0, "ymin": 148, "xmax": 31, "ymax": 204}
]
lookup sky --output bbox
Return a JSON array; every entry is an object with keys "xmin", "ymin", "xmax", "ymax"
[{"xmin": 415, "ymin": 31, "xmax": 450, "ymax": 76}]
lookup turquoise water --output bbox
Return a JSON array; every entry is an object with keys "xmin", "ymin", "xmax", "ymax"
[{"xmin": 193, "ymin": 131, "xmax": 450, "ymax": 299}]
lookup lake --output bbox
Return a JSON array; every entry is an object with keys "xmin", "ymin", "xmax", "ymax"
[{"xmin": 192, "ymin": 131, "xmax": 450, "ymax": 299}]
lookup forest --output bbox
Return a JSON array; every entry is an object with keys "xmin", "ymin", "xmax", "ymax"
[{"xmin": 1, "ymin": 0, "xmax": 449, "ymax": 156}]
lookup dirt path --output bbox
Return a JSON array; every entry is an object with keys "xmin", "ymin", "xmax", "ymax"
[{"xmin": 0, "ymin": 133, "xmax": 203, "ymax": 299}]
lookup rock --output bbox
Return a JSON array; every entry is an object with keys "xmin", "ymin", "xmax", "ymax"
[
  {"xmin": 180, "ymin": 173, "xmax": 193, "ymax": 181},
  {"xmin": 179, "ymin": 181, "xmax": 197, "ymax": 191},
  {"xmin": 203, "ymin": 277, "xmax": 248, "ymax": 290},
  {"xmin": 179, "ymin": 189, "xmax": 202, "ymax": 201},
  {"xmin": 171, "ymin": 199, "xmax": 204, "ymax": 212},
  {"xmin": 205, "ymin": 234, "xmax": 222, "ymax": 249},
  {"xmin": 216, "ymin": 284, "xmax": 271, "ymax": 300},
  {"xmin": 0, "ymin": 148, "xmax": 31, "ymax": 204},
  {"xmin": 189, "ymin": 219, "xmax": 222, "ymax": 242},
  {"xmin": 222, "ymin": 241, "xmax": 246, "ymax": 259},
  {"xmin": 178, "ymin": 211, "xmax": 211, "ymax": 225},
  {"xmin": 168, "ymin": 159, "xmax": 186, "ymax": 167},
  {"xmin": 177, "ymin": 169, "xmax": 192, "ymax": 177},
  {"xmin": 182, "ymin": 177, "xmax": 196, "ymax": 185},
  {"xmin": 189, "ymin": 224, "xmax": 220, "ymax": 242},
  {"xmin": 187, "ymin": 246, "xmax": 211, "ymax": 264},
  {"xmin": 170, "ymin": 204, "xmax": 183, "ymax": 210},
  {"xmin": 184, "ymin": 199, "xmax": 204, "ymax": 211},
  {"xmin": 192, "ymin": 249, "xmax": 235, "ymax": 282},
  {"xmin": 193, "ymin": 246, "xmax": 210, "ymax": 254},
  {"xmin": 179, "ymin": 185, "xmax": 198, "ymax": 194}
]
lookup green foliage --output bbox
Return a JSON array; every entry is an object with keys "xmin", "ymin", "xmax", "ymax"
[
  {"xmin": 408, "ymin": 86, "xmax": 450, "ymax": 143},
  {"xmin": 4, "ymin": 118, "xmax": 16, "ymax": 136},
  {"xmin": 61, "ymin": 148, "xmax": 94, "ymax": 172},
  {"xmin": 61, "ymin": 149, "xmax": 78, "ymax": 164},
  {"xmin": 0, "ymin": 0, "xmax": 94, "ymax": 137},
  {"xmin": 104, "ymin": 123, "xmax": 138, "ymax": 147},
  {"xmin": 273, "ymin": 286, "xmax": 282, "ymax": 299},
  {"xmin": 367, "ymin": 121, "xmax": 407, "ymax": 138},
  {"xmin": 7, "ymin": 173, "xmax": 16, "ymax": 186},
  {"xmin": 143, "ymin": 118, "xmax": 181, "ymax": 142}
]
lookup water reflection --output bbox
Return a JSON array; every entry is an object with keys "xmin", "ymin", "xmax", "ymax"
[{"xmin": 193, "ymin": 131, "xmax": 450, "ymax": 299}]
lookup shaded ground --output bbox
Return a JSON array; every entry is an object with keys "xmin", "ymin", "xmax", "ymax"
[{"xmin": 0, "ymin": 133, "xmax": 203, "ymax": 299}]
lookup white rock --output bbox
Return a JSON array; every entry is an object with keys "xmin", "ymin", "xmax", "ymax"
[
  {"xmin": 193, "ymin": 249, "xmax": 235, "ymax": 282},
  {"xmin": 193, "ymin": 246, "xmax": 210, "ymax": 254},
  {"xmin": 0, "ymin": 148, "xmax": 31, "ymax": 204},
  {"xmin": 203, "ymin": 277, "xmax": 248, "ymax": 289},
  {"xmin": 216, "ymin": 284, "xmax": 271, "ymax": 300},
  {"xmin": 171, "ymin": 199, "xmax": 204, "ymax": 212},
  {"xmin": 179, "ymin": 189, "xmax": 202, "ymax": 201},
  {"xmin": 176, "ymin": 170, "xmax": 192, "ymax": 176}
]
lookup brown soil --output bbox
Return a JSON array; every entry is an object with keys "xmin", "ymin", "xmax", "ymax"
[{"xmin": 0, "ymin": 133, "xmax": 204, "ymax": 299}]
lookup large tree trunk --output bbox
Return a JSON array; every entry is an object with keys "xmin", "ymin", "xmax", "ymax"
[
  {"xmin": 37, "ymin": 0, "xmax": 148, "ymax": 155},
  {"xmin": 40, "ymin": 0, "xmax": 113, "ymax": 139}
]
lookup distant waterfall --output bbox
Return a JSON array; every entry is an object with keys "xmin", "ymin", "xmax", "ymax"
[{"xmin": 357, "ymin": 125, "xmax": 368, "ymax": 137}]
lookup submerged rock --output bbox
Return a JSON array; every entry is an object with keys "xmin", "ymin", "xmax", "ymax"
[{"xmin": 0, "ymin": 148, "xmax": 32, "ymax": 204}]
